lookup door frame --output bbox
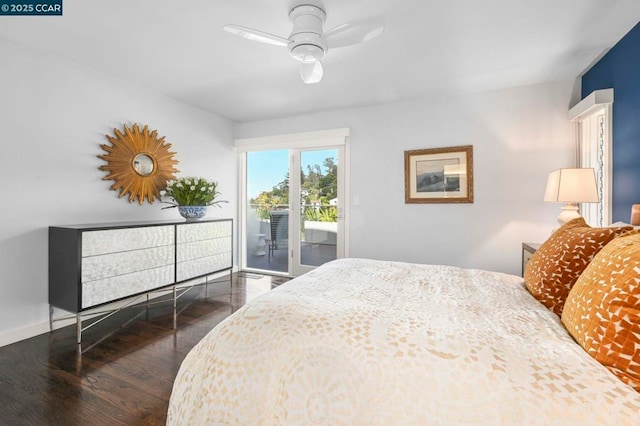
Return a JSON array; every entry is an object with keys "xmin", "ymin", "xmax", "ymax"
[{"xmin": 236, "ymin": 128, "xmax": 350, "ymax": 277}]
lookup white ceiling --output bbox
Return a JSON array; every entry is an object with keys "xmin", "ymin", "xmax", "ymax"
[{"xmin": 1, "ymin": 0, "xmax": 639, "ymax": 122}]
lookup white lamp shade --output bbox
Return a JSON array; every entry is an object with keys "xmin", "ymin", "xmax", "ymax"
[{"xmin": 544, "ymin": 168, "xmax": 599, "ymax": 203}]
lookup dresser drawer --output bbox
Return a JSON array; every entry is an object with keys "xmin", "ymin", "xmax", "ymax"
[
  {"xmin": 82, "ymin": 225, "xmax": 174, "ymax": 256},
  {"xmin": 83, "ymin": 265, "xmax": 175, "ymax": 308},
  {"xmin": 177, "ymin": 221, "xmax": 232, "ymax": 243},
  {"xmin": 81, "ymin": 245, "xmax": 174, "ymax": 283},
  {"xmin": 176, "ymin": 237, "xmax": 232, "ymax": 262},
  {"xmin": 177, "ymin": 252, "xmax": 232, "ymax": 282}
]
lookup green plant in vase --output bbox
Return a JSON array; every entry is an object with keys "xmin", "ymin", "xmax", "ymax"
[{"xmin": 162, "ymin": 176, "xmax": 228, "ymax": 220}]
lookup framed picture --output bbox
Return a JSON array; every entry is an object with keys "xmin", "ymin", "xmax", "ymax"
[{"xmin": 404, "ymin": 145, "xmax": 473, "ymax": 203}]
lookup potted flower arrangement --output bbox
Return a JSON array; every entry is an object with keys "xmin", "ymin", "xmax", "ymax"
[{"xmin": 162, "ymin": 176, "xmax": 228, "ymax": 220}]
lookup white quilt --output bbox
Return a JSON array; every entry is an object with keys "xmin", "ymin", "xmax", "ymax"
[{"xmin": 168, "ymin": 258, "xmax": 640, "ymax": 425}]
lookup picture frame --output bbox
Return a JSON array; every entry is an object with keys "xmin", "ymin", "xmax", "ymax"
[{"xmin": 404, "ymin": 145, "xmax": 473, "ymax": 204}]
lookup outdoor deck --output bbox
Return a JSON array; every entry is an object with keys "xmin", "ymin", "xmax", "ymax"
[{"xmin": 246, "ymin": 241, "xmax": 337, "ymax": 274}]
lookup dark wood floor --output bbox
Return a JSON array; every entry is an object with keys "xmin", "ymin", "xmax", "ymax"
[{"xmin": 0, "ymin": 273, "xmax": 289, "ymax": 425}]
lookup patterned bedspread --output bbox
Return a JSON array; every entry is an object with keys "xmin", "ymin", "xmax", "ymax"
[{"xmin": 167, "ymin": 258, "xmax": 640, "ymax": 425}]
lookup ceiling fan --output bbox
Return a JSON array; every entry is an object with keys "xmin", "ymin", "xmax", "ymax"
[{"xmin": 223, "ymin": 3, "xmax": 384, "ymax": 84}]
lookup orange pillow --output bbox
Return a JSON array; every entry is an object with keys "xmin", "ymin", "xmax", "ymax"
[
  {"xmin": 524, "ymin": 218, "xmax": 632, "ymax": 316},
  {"xmin": 562, "ymin": 231, "xmax": 640, "ymax": 391}
]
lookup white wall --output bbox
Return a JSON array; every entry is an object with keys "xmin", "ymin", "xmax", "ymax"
[
  {"xmin": 0, "ymin": 38, "xmax": 236, "ymax": 345},
  {"xmin": 235, "ymin": 80, "xmax": 575, "ymax": 275}
]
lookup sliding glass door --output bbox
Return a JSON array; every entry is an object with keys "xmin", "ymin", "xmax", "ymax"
[
  {"xmin": 242, "ymin": 145, "xmax": 345, "ymax": 276},
  {"xmin": 244, "ymin": 150, "xmax": 290, "ymax": 273},
  {"xmin": 290, "ymin": 147, "xmax": 343, "ymax": 276}
]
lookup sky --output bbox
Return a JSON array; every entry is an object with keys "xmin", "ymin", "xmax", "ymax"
[{"xmin": 247, "ymin": 148, "xmax": 337, "ymax": 200}]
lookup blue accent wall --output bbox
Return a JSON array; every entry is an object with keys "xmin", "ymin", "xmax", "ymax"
[{"xmin": 582, "ymin": 22, "xmax": 640, "ymax": 222}]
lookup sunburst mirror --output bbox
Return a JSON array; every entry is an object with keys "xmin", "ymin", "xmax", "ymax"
[{"xmin": 99, "ymin": 124, "xmax": 179, "ymax": 205}]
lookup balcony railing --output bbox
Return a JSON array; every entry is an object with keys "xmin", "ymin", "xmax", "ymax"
[{"xmin": 248, "ymin": 203, "xmax": 337, "ymax": 223}]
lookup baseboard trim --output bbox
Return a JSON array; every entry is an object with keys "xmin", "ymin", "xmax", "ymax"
[{"xmin": 0, "ymin": 321, "xmax": 51, "ymax": 347}]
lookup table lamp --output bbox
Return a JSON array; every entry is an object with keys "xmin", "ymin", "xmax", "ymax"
[{"xmin": 544, "ymin": 168, "xmax": 599, "ymax": 225}]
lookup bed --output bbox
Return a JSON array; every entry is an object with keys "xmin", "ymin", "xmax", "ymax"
[{"xmin": 167, "ymin": 249, "xmax": 640, "ymax": 424}]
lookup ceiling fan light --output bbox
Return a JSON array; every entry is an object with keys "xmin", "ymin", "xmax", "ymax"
[
  {"xmin": 291, "ymin": 44, "xmax": 324, "ymax": 63},
  {"xmin": 301, "ymin": 61, "xmax": 323, "ymax": 84}
]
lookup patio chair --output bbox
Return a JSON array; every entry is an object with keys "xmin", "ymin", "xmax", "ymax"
[{"xmin": 269, "ymin": 210, "xmax": 289, "ymax": 261}]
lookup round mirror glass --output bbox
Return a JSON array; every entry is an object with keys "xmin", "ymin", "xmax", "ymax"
[{"xmin": 132, "ymin": 153, "xmax": 155, "ymax": 176}]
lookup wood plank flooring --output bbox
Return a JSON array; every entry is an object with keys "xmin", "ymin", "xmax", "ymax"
[{"xmin": 0, "ymin": 273, "xmax": 289, "ymax": 425}]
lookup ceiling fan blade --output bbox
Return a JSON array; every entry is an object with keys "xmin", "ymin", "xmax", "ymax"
[
  {"xmin": 223, "ymin": 24, "xmax": 289, "ymax": 47},
  {"xmin": 301, "ymin": 61, "xmax": 323, "ymax": 84},
  {"xmin": 323, "ymin": 16, "xmax": 385, "ymax": 49}
]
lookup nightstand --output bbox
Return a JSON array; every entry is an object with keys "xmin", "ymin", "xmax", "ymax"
[{"xmin": 522, "ymin": 243, "xmax": 541, "ymax": 277}]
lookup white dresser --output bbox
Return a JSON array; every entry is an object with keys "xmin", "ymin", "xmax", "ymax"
[{"xmin": 49, "ymin": 219, "xmax": 233, "ymax": 315}]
